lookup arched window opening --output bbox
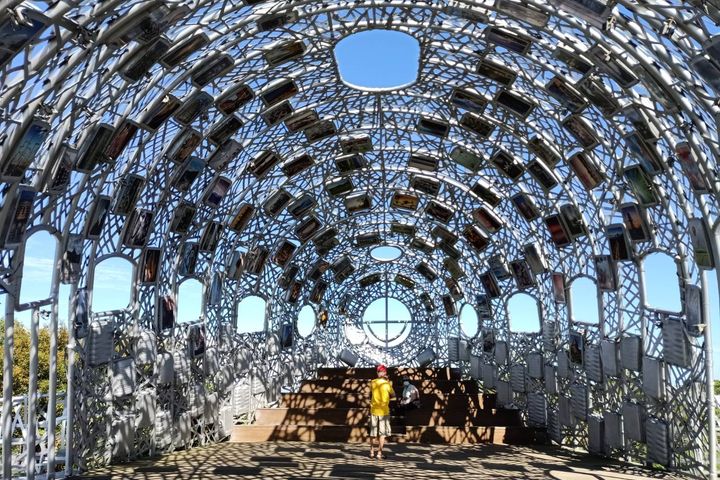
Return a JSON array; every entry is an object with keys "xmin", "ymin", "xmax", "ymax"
[
  {"xmin": 459, "ymin": 303, "xmax": 480, "ymax": 338},
  {"xmin": 570, "ymin": 277, "xmax": 600, "ymax": 324},
  {"xmin": 237, "ymin": 295, "xmax": 266, "ymax": 333},
  {"xmin": 20, "ymin": 230, "xmax": 58, "ymax": 305},
  {"xmin": 642, "ymin": 252, "xmax": 681, "ymax": 313},
  {"xmin": 177, "ymin": 279, "xmax": 203, "ymax": 323},
  {"xmin": 507, "ymin": 293, "xmax": 541, "ymax": 333},
  {"xmin": 297, "ymin": 304, "xmax": 316, "ymax": 338},
  {"xmin": 92, "ymin": 257, "xmax": 133, "ymax": 312}
]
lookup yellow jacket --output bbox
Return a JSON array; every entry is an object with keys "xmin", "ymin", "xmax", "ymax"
[{"xmin": 370, "ymin": 377, "xmax": 395, "ymax": 416}]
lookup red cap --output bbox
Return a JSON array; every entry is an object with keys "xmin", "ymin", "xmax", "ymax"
[{"xmin": 377, "ymin": 364, "xmax": 387, "ymax": 373}]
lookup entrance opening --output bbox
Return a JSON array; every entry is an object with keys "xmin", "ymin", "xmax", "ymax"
[
  {"xmin": 334, "ymin": 30, "xmax": 420, "ymax": 91},
  {"xmin": 362, "ymin": 297, "xmax": 412, "ymax": 347}
]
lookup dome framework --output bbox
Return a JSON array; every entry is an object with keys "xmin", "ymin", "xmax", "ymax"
[{"xmin": 0, "ymin": 0, "xmax": 718, "ymax": 478}]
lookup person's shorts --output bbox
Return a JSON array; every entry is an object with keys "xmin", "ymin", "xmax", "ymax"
[{"xmin": 368, "ymin": 415, "xmax": 391, "ymax": 437}]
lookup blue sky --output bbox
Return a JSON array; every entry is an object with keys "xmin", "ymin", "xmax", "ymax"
[{"xmin": 3, "ymin": 30, "xmax": 719, "ymax": 378}]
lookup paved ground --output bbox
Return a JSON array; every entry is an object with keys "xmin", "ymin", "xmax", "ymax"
[{"xmin": 77, "ymin": 441, "xmax": 678, "ymax": 479}]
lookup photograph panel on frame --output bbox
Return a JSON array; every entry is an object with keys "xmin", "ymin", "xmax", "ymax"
[
  {"xmin": 606, "ymin": 223, "xmax": 632, "ymax": 261},
  {"xmin": 620, "ymin": 203, "xmax": 651, "ymax": 242},
  {"xmin": 141, "ymin": 248, "xmax": 161, "ymax": 284},
  {"xmin": 227, "ymin": 251, "xmax": 245, "ymax": 281},
  {"xmin": 551, "ymin": 272, "xmax": 566, "ymax": 304},
  {"xmin": 488, "ymin": 254, "xmax": 511, "ymax": 280},
  {"xmin": 569, "ymin": 331, "xmax": 584, "ymax": 365},
  {"xmin": 171, "ymin": 156, "xmax": 205, "ymax": 192},
  {"xmin": 2, "ymin": 118, "xmax": 50, "ymax": 180},
  {"xmin": 112, "ymin": 174, "xmax": 145, "ymax": 216},
  {"xmin": 510, "ymin": 259, "xmax": 536, "ymax": 289},
  {"xmin": 559, "ymin": 204, "xmax": 587, "ymax": 239},
  {"xmin": 170, "ymin": 202, "xmax": 196, "ymax": 234},
  {"xmin": 452, "ymin": 147, "xmax": 484, "ymax": 173},
  {"xmin": 178, "ymin": 242, "xmax": 199, "ymax": 276},
  {"xmin": 199, "ymin": 221, "xmax": 224, "ymax": 252},
  {"xmin": 544, "ymin": 214, "xmax": 571, "ymax": 247},
  {"xmin": 511, "ymin": 192, "xmax": 540, "ymax": 221},
  {"xmin": 122, "ymin": 208, "xmax": 154, "ymax": 248},
  {"xmin": 187, "ymin": 323, "xmax": 206, "ymax": 357},
  {"xmin": 684, "ymin": 284, "xmax": 703, "ymax": 334},
  {"xmin": 207, "ymin": 271, "xmax": 223, "ymax": 306},
  {"xmin": 675, "ymin": 142, "xmax": 710, "ymax": 193},
  {"xmin": 60, "ymin": 234, "xmax": 83, "ymax": 285},
  {"xmin": 157, "ymin": 293, "xmax": 176, "ymax": 332},
  {"xmin": 477, "ymin": 294, "xmax": 493, "ymax": 320},
  {"xmin": 595, "ymin": 255, "xmax": 618, "ymax": 291},
  {"xmin": 479, "ymin": 271, "xmax": 501, "ymax": 298},
  {"xmin": 688, "ymin": 217, "xmax": 715, "ymax": 269},
  {"xmin": 203, "ymin": 176, "xmax": 232, "ymax": 208},
  {"xmin": 72, "ymin": 288, "xmax": 89, "ymax": 339},
  {"xmin": 391, "ymin": 190, "xmax": 419, "ymax": 211},
  {"xmin": 2, "ymin": 186, "xmax": 37, "ymax": 248},
  {"xmin": 84, "ymin": 196, "xmax": 112, "ymax": 240},
  {"xmin": 45, "ymin": 146, "xmax": 75, "ymax": 195},
  {"xmin": 482, "ymin": 328, "xmax": 496, "ymax": 353}
]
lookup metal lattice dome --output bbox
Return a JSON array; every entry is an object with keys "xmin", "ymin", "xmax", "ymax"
[{"xmin": 0, "ymin": 0, "xmax": 718, "ymax": 478}]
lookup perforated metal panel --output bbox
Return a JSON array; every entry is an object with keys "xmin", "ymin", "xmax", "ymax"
[
  {"xmin": 111, "ymin": 358, "xmax": 136, "ymax": 399},
  {"xmin": 603, "ymin": 411, "xmax": 623, "ymax": 450},
  {"xmin": 470, "ymin": 354, "xmax": 482, "ymax": 380},
  {"xmin": 496, "ymin": 380, "xmax": 512, "ymax": 407},
  {"xmin": 642, "ymin": 357, "xmax": 665, "ymax": 400},
  {"xmin": 647, "ymin": 418, "xmax": 670, "ymax": 466},
  {"xmin": 622, "ymin": 401, "xmax": 645, "ymax": 443},
  {"xmin": 620, "ymin": 336, "xmax": 642, "ymax": 372},
  {"xmin": 588, "ymin": 416, "xmax": 605, "ymax": 455},
  {"xmin": 526, "ymin": 352, "xmax": 543, "ymax": 379},
  {"xmin": 600, "ymin": 340, "xmax": 619, "ymax": 377},
  {"xmin": 527, "ymin": 393, "xmax": 547, "ymax": 427},
  {"xmin": 661, "ymin": 318, "xmax": 691, "ymax": 368},
  {"xmin": 585, "ymin": 344, "xmax": 602, "ymax": 383},
  {"xmin": 510, "ymin": 364, "xmax": 526, "ymax": 393},
  {"xmin": 570, "ymin": 384, "xmax": 588, "ymax": 421},
  {"xmin": 494, "ymin": 341, "xmax": 508, "ymax": 366}
]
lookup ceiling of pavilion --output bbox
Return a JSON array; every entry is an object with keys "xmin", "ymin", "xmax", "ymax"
[{"xmin": 0, "ymin": 0, "xmax": 719, "ymax": 325}]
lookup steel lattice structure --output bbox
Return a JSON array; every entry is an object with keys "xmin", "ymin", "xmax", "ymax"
[{"xmin": 0, "ymin": 0, "xmax": 718, "ymax": 478}]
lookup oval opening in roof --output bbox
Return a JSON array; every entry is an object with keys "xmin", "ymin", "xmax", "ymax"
[
  {"xmin": 370, "ymin": 245, "xmax": 403, "ymax": 262},
  {"xmin": 334, "ymin": 30, "xmax": 420, "ymax": 91}
]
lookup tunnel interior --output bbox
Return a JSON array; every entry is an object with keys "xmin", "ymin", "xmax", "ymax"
[{"xmin": 0, "ymin": 0, "xmax": 718, "ymax": 478}]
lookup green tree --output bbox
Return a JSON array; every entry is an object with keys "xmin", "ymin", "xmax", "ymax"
[
  {"xmin": 714, "ymin": 380, "xmax": 719, "ymax": 396},
  {"xmin": 0, "ymin": 319, "xmax": 68, "ymax": 397}
]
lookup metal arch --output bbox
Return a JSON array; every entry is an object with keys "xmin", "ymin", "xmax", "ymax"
[{"xmin": 0, "ymin": 0, "xmax": 717, "ymax": 478}]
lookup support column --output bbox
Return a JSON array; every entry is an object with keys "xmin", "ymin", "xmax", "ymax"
[{"xmin": 2, "ymin": 288, "xmax": 15, "ymax": 479}]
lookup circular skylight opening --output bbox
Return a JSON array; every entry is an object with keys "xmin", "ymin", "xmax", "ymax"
[
  {"xmin": 362, "ymin": 297, "xmax": 413, "ymax": 347},
  {"xmin": 370, "ymin": 245, "xmax": 403, "ymax": 262},
  {"xmin": 334, "ymin": 29, "xmax": 420, "ymax": 91}
]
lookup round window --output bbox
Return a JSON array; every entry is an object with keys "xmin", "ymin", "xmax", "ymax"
[
  {"xmin": 362, "ymin": 297, "xmax": 412, "ymax": 347},
  {"xmin": 297, "ymin": 304, "xmax": 316, "ymax": 337},
  {"xmin": 459, "ymin": 303, "xmax": 479, "ymax": 338}
]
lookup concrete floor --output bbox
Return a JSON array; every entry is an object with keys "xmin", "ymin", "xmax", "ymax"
[{"xmin": 77, "ymin": 441, "xmax": 678, "ymax": 479}]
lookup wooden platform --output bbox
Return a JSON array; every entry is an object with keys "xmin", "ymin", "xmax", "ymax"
[
  {"xmin": 79, "ymin": 441, "xmax": 678, "ymax": 479},
  {"xmin": 233, "ymin": 367, "xmax": 540, "ymax": 445}
]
